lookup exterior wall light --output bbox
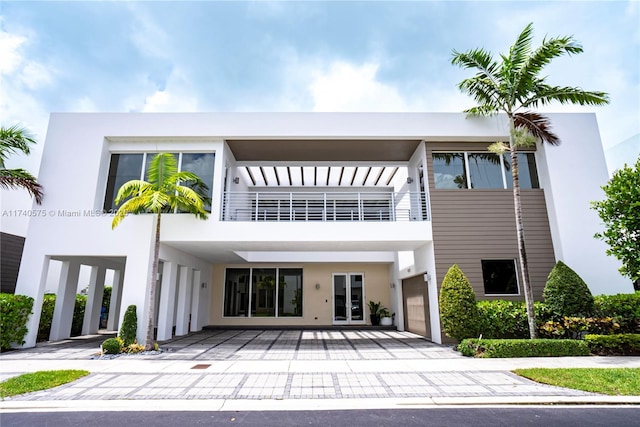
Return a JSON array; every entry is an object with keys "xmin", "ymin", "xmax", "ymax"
[
  {"xmin": 233, "ymin": 177, "xmax": 240, "ymax": 184},
  {"xmin": 315, "ymin": 283, "xmax": 320, "ymax": 289},
  {"xmin": 407, "ymin": 177, "xmax": 414, "ymax": 184}
]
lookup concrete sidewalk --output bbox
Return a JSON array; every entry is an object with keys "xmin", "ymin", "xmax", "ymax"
[{"xmin": 1, "ymin": 329, "xmax": 639, "ymax": 411}]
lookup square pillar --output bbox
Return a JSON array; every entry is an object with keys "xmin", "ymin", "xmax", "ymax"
[
  {"xmin": 82, "ymin": 266, "xmax": 106, "ymax": 335},
  {"xmin": 156, "ymin": 261, "xmax": 178, "ymax": 341},
  {"xmin": 50, "ymin": 260, "xmax": 81, "ymax": 341},
  {"xmin": 107, "ymin": 269, "xmax": 124, "ymax": 331},
  {"xmin": 19, "ymin": 256, "xmax": 51, "ymax": 348},
  {"xmin": 175, "ymin": 266, "xmax": 193, "ymax": 336},
  {"xmin": 190, "ymin": 270, "xmax": 202, "ymax": 332}
]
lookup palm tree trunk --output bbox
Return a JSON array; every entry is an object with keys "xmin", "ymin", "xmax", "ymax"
[
  {"xmin": 509, "ymin": 118, "xmax": 538, "ymax": 339},
  {"xmin": 145, "ymin": 212, "xmax": 162, "ymax": 350}
]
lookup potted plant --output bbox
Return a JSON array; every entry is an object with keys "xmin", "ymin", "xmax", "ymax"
[
  {"xmin": 379, "ymin": 308, "xmax": 394, "ymax": 326},
  {"xmin": 368, "ymin": 301, "xmax": 382, "ymax": 326}
]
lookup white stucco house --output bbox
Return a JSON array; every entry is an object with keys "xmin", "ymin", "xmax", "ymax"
[{"xmin": 14, "ymin": 112, "xmax": 630, "ymax": 348}]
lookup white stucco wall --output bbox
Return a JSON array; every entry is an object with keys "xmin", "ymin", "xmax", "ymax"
[{"xmin": 537, "ymin": 113, "xmax": 630, "ymax": 294}]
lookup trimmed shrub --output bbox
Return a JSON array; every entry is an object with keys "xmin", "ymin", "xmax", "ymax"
[
  {"xmin": 539, "ymin": 316, "xmax": 621, "ymax": 339},
  {"xmin": 71, "ymin": 294, "xmax": 87, "ymax": 336},
  {"xmin": 0, "ymin": 293, "xmax": 34, "ymax": 350},
  {"xmin": 458, "ymin": 338, "xmax": 590, "ymax": 358},
  {"xmin": 543, "ymin": 261, "xmax": 594, "ymax": 318},
  {"xmin": 37, "ymin": 294, "xmax": 57, "ymax": 342},
  {"xmin": 101, "ymin": 337, "xmax": 122, "ymax": 354},
  {"xmin": 584, "ymin": 334, "xmax": 640, "ymax": 356},
  {"xmin": 593, "ymin": 292, "xmax": 640, "ymax": 334},
  {"xmin": 119, "ymin": 305, "xmax": 137, "ymax": 346},
  {"xmin": 439, "ymin": 264, "xmax": 480, "ymax": 342}
]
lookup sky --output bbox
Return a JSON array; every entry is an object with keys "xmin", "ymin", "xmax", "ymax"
[{"xmin": 1, "ymin": 0, "xmax": 639, "ymax": 234}]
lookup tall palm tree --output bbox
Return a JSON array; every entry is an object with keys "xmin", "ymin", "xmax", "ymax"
[
  {"xmin": 0, "ymin": 125, "xmax": 44, "ymax": 204},
  {"xmin": 112, "ymin": 153, "xmax": 209, "ymax": 349},
  {"xmin": 451, "ymin": 23, "xmax": 609, "ymax": 338}
]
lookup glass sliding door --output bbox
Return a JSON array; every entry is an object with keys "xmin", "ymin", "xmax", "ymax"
[
  {"xmin": 251, "ymin": 268, "xmax": 276, "ymax": 317},
  {"xmin": 333, "ymin": 273, "xmax": 365, "ymax": 324}
]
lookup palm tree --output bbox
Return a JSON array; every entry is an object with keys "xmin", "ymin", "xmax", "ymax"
[
  {"xmin": 111, "ymin": 153, "xmax": 209, "ymax": 349},
  {"xmin": 0, "ymin": 125, "xmax": 44, "ymax": 204},
  {"xmin": 451, "ymin": 23, "xmax": 609, "ymax": 338}
]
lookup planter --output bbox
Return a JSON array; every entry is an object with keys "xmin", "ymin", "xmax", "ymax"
[
  {"xmin": 370, "ymin": 314, "xmax": 380, "ymax": 326},
  {"xmin": 380, "ymin": 317, "xmax": 393, "ymax": 326}
]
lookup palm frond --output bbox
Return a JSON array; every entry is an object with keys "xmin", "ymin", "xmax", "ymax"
[
  {"xmin": 148, "ymin": 153, "xmax": 179, "ymax": 185},
  {"xmin": 522, "ymin": 85, "xmax": 610, "ymax": 108},
  {"xmin": 0, "ymin": 168, "xmax": 44, "ymax": 204},
  {"xmin": 513, "ymin": 111, "xmax": 560, "ymax": 145},
  {"xmin": 508, "ymin": 22, "xmax": 534, "ymax": 71},
  {"xmin": 0, "ymin": 125, "xmax": 37, "ymax": 166},
  {"xmin": 114, "ymin": 180, "xmax": 153, "ymax": 205},
  {"xmin": 111, "ymin": 196, "xmax": 150, "ymax": 229}
]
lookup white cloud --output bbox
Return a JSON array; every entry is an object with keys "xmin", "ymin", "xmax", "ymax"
[
  {"xmin": 125, "ymin": 3, "xmax": 171, "ymax": 59},
  {"xmin": 0, "ymin": 30, "xmax": 26, "ymax": 74}
]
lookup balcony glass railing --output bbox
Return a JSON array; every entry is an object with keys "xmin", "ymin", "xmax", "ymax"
[{"xmin": 221, "ymin": 191, "xmax": 429, "ymax": 222}]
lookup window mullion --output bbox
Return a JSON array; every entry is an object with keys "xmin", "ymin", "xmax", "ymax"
[
  {"xmin": 499, "ymin": 153, "xmax": 507, "ymax": 189},
  {"xmin": 248, "ymin": 268, "xmax": 253, "ymax": 318},
  {"xmin": 464, "ymin": 152, "xmax": 471, "ymax": 189}
]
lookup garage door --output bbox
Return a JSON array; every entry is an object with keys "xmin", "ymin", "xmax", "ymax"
[{"xmin": 402, "ymin": 275, "xmax": 431, "ymax": 339}]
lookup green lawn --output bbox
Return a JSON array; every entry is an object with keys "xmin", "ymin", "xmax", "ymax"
[
  {"xmin": 515, "ymin": 368, "xmax": 640, "ymax": 396},
  {"xmin": 0, "ymin": 370, "xmax": 89, "ymax": 398}
]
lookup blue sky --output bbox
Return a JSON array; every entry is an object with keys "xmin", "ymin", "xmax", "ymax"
[{"xmin": 1, "ymin": 2, "xmax": 639, "ymax": 191}]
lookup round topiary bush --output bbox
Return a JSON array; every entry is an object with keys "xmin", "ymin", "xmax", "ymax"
[
  {"xmin": 543, "ymin": 261, "xmax": 594, "ymax": 318},
  {"xmin": 101, "ymin": 337, "xmax": 122, "ymax": 355},
  {"xmin": 119, "ymin": 305, "xmax": 137, "ymax": 346},
  {"xmin": 439, "ymin": 264, "xmax": 480, "ymax": 342}
]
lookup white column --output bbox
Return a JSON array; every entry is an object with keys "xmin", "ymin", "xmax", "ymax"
[
  {"xmin": 190, "ymin": 270, "xmax": 202, "ymax": 332},
  {"xmin": 175, "ymin": 266, "xmax": 193, "ymax": 336},
  {"xmin": 50, "ymin": 261, "xmax": 81, "ymax": 341},
  {"xmin": 107, "ymin": 269, "xmax": 124, "ymax": 331},
  {"xmin": 18, "ymin": 256, "xmax": 51, "ymax": 348},
  {"xmin": 156, "ymin": 261, "xmax": 178, "ymax": 341},
  {"xmin": 82, "ymin": 266, "xmax": 106, "ymax": 335}
]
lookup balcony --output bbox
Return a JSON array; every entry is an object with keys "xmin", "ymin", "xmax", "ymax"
[{"xmin": 222, "ymin": 191, "xmax": 429, "ymax": 222}]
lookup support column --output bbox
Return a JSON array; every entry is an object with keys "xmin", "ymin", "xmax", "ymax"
[
  {"xmin": 175, "ymin": 266, "xmax": 193, "ymax": 336},
  {"xmin": 50, "ymin": 261, "xmax": 81, "ymax": 341},
  {"xmin": 19, "ymin": 256, "xmax": 51, "ymax": 348},
  {"xmin": 82, "ymin": 266, "xmax": 106, "ymax": 335},
  {"xmin": 190, "ymin": 270, "xmax": 202, "ymax": 332},
  {"xmin": 107, "ymin": 269, "xmax": 124, "ymax": 331},
  {"xmin": 156, "ymin": 261, "xmax": 178, "ymax": 341}
]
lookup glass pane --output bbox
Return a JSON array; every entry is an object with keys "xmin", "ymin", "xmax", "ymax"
[
  {"xmin": 224, "ymin": 268, "xmax": 250, "ymax": 317},
  {"xmin": 468, "ymin": 153, "xmax": 503, "ymax": 189},
  {"xmin": 350, "ymin": 274, "xmax": 363, "ymax": 321},
  {"xmin": 333, "ymin": 275, "xmax": 347, "ymax": 321},
  {"xmin": 278, "ymin": 268, "xmax": 303, "ymax": 317},
  {"xmin": 482, "ymin": 260, "xmax": 519, "ymax": 295},
  {"xmin": 104, "ymin": 153, "xmax": 143, "ymax": 211},
  {"xmin": 251, "ymin": 268, "xmax": 276, "ymax": 317},
  {"xmin": 181, "ymin": 153, "xmax": 215, "ymax": 212},
  {"xmin": 432, "ymin": 153, "xmax": 467, "ymax": 189},
  {"xmin": 504, "ymin": 153, "xmax": 539, "ymax": 189}
]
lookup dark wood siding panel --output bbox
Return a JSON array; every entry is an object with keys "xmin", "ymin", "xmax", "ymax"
[
  {"xmin": 425, "ymin": 141, "xmax": 554, "ymax": 307},
  {"xmin": 1, "ymin": 232, "xmax": 25, "ymax": 294}
]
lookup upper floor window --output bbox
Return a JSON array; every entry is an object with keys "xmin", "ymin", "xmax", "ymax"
[
  {"xmin": 104, "ymin": 152, "xmax": 215, "ymax": 212},
  {"xmin": 432, "ymin": 152, "xmax": 539, "ymax": 190}
]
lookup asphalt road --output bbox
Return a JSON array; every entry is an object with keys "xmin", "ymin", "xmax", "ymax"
[{"xmin": 2, "ymin": 407, "xmax": 640, "ymax": 427}]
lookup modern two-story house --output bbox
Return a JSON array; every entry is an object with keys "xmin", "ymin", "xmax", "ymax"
[{"xmin": 14, "ymin": 112, "xmax": 628, "ymax": 348}]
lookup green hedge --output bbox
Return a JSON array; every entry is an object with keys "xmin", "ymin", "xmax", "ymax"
[
  {"xmin": 477, "ymin": 300, "xmax": 552, "ymax": 339},
  {"xmin": 458, "ymin": 338, "xmax": 590, "ymax": 358},
  {"xmin": 0, "ymin": 293, "xmax": 34, "ymax": 350},
  {"xmin": 584, "ymin": 334, "xmax": 640, "ymax": 356},
  {"xmin": 36, "ymin": 294, "xmax": 87, "ymax": 341},
  {"xmin": 593, "ymin": 293, "xmax": 640, "ymax": 334}
]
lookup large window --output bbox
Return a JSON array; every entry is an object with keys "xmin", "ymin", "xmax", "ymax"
[
  {"xmin": 224, "ymin": 267, "xmax": 303, "ymax": 317},
  {"xmin": 432, "ymin": 152, "xmax": 539, "ymax": 189},
  {"xmin": 104, "ymin": 152, "xmax": 215, "ymax": 212},
  {"xmin": 481, "ymin": 259, "xmax": 519, "ymax": 295}
]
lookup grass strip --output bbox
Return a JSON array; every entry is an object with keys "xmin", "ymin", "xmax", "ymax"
[
  {"xmin": 514, "ymin": 368, "xmax": 640, "ymax": 396},
  {"xmin": 0, "ymin": 370, "xmax": 89, "ymax": 398}
]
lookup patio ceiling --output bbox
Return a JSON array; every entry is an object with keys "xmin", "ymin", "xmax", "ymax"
[{"xmin": 239, "ymin": 165, "xmax": 405, "ymax": 187}]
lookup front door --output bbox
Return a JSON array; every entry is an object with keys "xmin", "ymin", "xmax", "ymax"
[{"xmin": 332, "ymin": 273, "xmax": 365, "ymax": 324}]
